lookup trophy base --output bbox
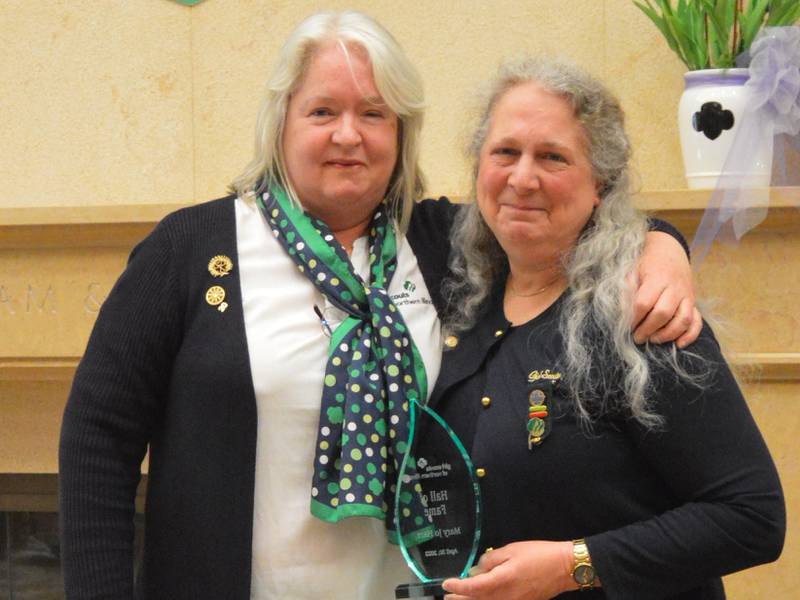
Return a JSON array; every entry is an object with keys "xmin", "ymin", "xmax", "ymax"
[{"xmin": 395, "ymin": 580, "xmax": 446, "ymax": 599}]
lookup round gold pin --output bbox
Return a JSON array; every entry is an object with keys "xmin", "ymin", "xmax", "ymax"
[
  {"xmin": 206, "ymin": 286, "xmax": 226, "ymax": 306},
  {"xmin": 444, "ymin": 335, "xmax": 459, "ymax": 348},
  {"xmin": 208, "ymin": 255, "xmax": 233, "ymax": 278}
]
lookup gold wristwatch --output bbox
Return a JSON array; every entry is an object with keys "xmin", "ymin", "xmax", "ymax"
[{"xmin": 571, "ymin": 538, "xmax": 596, "ymax": 591}]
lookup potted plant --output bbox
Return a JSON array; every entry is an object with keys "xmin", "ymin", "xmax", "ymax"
[{"xmin": 634, "ymin": 1, "xmax": 800, "ymax": 188}]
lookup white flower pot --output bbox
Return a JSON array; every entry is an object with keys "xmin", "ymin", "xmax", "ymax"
[{"xmin": 678, "ymin": 68, "xmax": 773, "ymax": 189}]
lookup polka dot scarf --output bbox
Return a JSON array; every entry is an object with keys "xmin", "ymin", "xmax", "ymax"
[{"xmin": 258, "ymin": 186, "xmax": 428, "ymax": 533}]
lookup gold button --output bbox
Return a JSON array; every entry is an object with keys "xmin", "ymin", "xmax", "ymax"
[
  {"xmin": 444, "ymin": 335, "xmax": 459, "ymax": 348},
  {"xmin": 494, "ymin": 330, "xmax": 504, "ymax": 337},
  {"xmin": 485, "ymin": 547, "xmax": 494, "ymax": 553},
  {"xmin": 476, "ymin": 468, "xmax": 486, "ymax": 478},
  {"xmin": 481, "ymin": 396, "xmax": 491, "ymax": 407},
  {"xmin": 205, "ymin": 285, "xmax": 226, "ymax": 306}
]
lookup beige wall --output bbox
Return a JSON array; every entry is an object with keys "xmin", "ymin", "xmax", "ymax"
[
  {"xmin": 1, "ymin": 0, "xmax": 687, "ymax": 208},
  {"xmin": 1, "ymin": 1, "xmax": 797, "ymax": 598}
]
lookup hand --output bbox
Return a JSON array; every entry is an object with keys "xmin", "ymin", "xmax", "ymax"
[
  {"xmin": 441, "ymin": 541, "xmax": 575, "ymax": 600},
  {"xmin": 633, "ymin": 231, "xmax": 702, "ymax": 348}
]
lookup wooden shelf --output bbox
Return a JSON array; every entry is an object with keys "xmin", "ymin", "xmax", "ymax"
[
  {"xmin": 634, "ymin": 187, "xmax": 800, "ymax": 233},
  {"xmin": 2, "ymin": 353, "xmax": 798, "ymax": 382},
  {"xmin": 0, "ymin": 357, "xmax": 80, "ymax": 381},
  {"xmin": 440, "ymin": 188, "xmax": 799, "ymax": 233},
  {"xmin": 0, "ymin": 202, "xmax": 191, "ymax": 249},
  {"xmin": 731, "ymin": 353, "xmax": 800, "ymax": 382},
  {"xmin": 0, "ymin": 473, "xmax": 146, "ymax": 513},
  {"xmin": 0, "ymin": 203, "xmax": 191, "ymax": 226},
  {"xmin": 0, "ymin": 188, "xmax": 796, "ymax": 227},
  {"xmin": 633, "ymin": 187, "xmax": 800, "ymax": 212}
]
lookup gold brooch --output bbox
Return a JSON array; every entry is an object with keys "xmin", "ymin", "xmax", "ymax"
[
  {"xmin": 206, "ymin": 286, "xmax": 226, "ymax": 306},
  {"xmin": 444, "ymin": 335, "xmax": 459, "ymax": 348},
  {"xmin": 208, "ymin": 255, "xmax": 233, "ymax": 278}
]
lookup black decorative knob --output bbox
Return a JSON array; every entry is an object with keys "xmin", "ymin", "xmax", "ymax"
[{"xmin": 692, "ymin": 102, "xmax": 734, "ymax": 140}]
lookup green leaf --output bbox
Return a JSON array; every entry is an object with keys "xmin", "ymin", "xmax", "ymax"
[
  {"xmin": 703, "ymin": 0, "xmax": 731, "ymax": 39},
  {"xmin": 767, "ymin": 0, "xmax": 800, "ymax": 25},
  {"xmin": 630, "ymin": 0, "xmax": 789, "ymax": 70},
  {"xmin": 702, "ymin": 0, "xmax": 735, "ymax": 67},
  {"xmin": 635, "ymin": 1, "xmax": 692, "ymax": 68},
  {"xmin": 664, "ymin": 14, "xmax": 695, "ymax": 68},
  {"xmin": 687, "ymin": 4, "xmax": 710, "ymax": 68},
  {"xmin": 667, "ymin": 13, "xmax": 705, "ymax": 70},
  {"xmin": 716, "ymin": 0, "xmax": 736, "ymax": 32},
  {"xmin": 654, "ymin": 0, "xmax": 676, "ymax": 18},
  {"xmin": 634, "ymin": 1, "xmax": 675, "ymax": 43},
  {"xmin": 706, "ymin": 20, "xmax": 724, "ymax": 66},
  {"xmin": 633, "ymin": 0, "xmax": 664, "ymax": 24},
  {"xmin": 765, "ymin": 0, "xmax": 783, "ymax": 25},
  {"xmin": 739, "ymin": 0, "xmax": 770, "ymax": 52}
]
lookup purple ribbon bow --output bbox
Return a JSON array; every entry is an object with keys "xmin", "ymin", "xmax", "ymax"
[{"xmin": 692, "ymin": 27, "xmax": 800, "ymax": 265}]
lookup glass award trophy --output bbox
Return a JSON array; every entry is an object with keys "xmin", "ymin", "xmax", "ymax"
[{"xmin": 394, "ymin": 399, "xmax": 482, "ymax": 599}]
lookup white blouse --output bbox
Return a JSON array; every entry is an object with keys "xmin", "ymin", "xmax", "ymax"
[{"xmin": 235, "ymin": 196, "xmax": 443, "ymax": 599}]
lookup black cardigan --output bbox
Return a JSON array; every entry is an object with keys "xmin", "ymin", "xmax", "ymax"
[
  {"xmin": 430, "ymin": 287, "xmax": 784, "ymax": 599},
  {"xmin": 59, "ymin": 196, "xmax": 457, "ymax": 599}
]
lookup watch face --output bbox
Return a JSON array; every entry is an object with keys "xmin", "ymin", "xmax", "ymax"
[{"xmin": 574, "ymin": 564, "xmax": 595, "ymax": 585}]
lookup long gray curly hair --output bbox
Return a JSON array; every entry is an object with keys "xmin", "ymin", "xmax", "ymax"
[{"xmin": 444, "ymin": 58, "xmax": 701, "ymax": 427}]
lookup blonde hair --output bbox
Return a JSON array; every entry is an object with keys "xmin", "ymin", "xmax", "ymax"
[{"xmin": 230, "ymin": 11, "xmax": 426, "ymax": 230}]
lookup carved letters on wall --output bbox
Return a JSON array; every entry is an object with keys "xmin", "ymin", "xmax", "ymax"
[{"xmin": 0, "ymin": 283, "xmax": 110, "ymax": 315}]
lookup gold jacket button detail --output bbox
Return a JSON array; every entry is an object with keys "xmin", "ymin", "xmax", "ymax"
[
  {"xmin": 494, "ymin": 330, "xmax": 504, "ymax": 337},
  {"xmin": 476, "ymin": 467, "xmax": 486, "ymax": 478},
  {"xmin": 481, "ymin": 396, "xmax": 491, "ymax": 407},
  {"xmin": 444, "ymin": 335, "xmax": 459, "ymax": 348},
  {"xmin": 206, "ymin": 286, "xmax": 226, "ymax": 306},
  {"xmin": 208, "ymin": 255, "xmax": 233, "ymax": 277}
]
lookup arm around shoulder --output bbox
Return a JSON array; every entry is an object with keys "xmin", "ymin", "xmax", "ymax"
[{"xmin": 635, "ymin": 225, "xmax": 701, "ymax": 347}]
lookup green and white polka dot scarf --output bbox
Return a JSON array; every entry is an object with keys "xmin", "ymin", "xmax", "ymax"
[{"xmin": 258, "ymin": 185, "xmax": 428, "ymax": 532}]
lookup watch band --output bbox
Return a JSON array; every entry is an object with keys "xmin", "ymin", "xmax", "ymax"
[{"xmin": 571, "ymin": 538, "xmax": 596, "ymax": 591}]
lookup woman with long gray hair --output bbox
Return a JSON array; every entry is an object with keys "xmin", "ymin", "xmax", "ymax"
[{"xmin": 433, "ymin": 59, "xmax": 784, "ymax": 599}]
